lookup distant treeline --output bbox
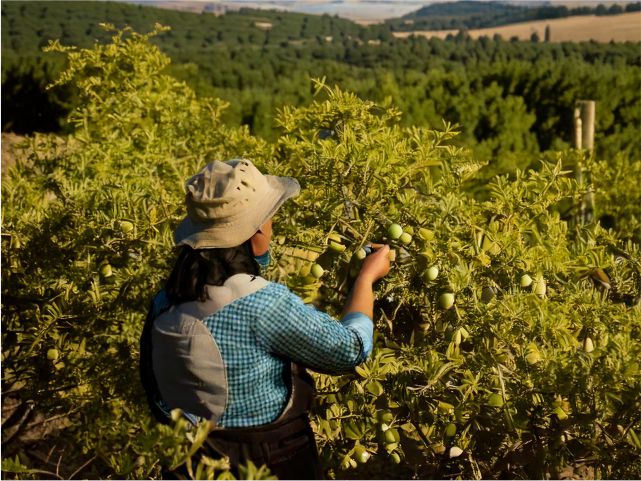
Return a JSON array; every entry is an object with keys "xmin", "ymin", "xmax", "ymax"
[
  {"xmin": 2, "ymin": 0, "xmax": 640, "ymax": 170},
  {"xmin": 390, "ymin": 0, "xmax": 641, "ymax": 31}
]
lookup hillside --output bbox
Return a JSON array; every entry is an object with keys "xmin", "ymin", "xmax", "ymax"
[
  {"xmin": 390, "ymin": 0, "xmax": 641, "ymax": 31},
  {"xmin": 393, "ymin": 11, "xmax": 641, "ymax": 43},
  {"xmin": 1, "ymin": 0, "xmax": 384, "ymax": 56},
  {"xmin": 2, "ymin": 0, "xmax": 640, "ymax": 163}
]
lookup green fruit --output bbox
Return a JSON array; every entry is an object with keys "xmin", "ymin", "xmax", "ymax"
[
  {"xmin": 399, "ymin": 232, "xmax": 412, "ymax": 245},
  {"xmin": 520, "ymin": 274, "xmax": 533, "ymax": 287},
  {"xmin": 353, "ymin": 445, "xmax": 370, "ymax": 464},
  {"xmin": 439, "ymin": 293, "xmax": 455, "ymax": 309},
  {"xmin": 390, "ymin": 452, "xmax": 401, "ymax": 464},
  {"xmin": 445, "ymin": 423, "xmax": 457, "ymax": 437},
  {"xmin": 355, "ymin": 248, "xmax": 367, "ymax": 260},
  {"xmin": 328, "ymin": 241, "xmax": 346, "ymax": 252},
  {"xmin": 387, "ymin": 223, "xmax": 403, "ymax": 240},
  {"xmin": 118, "ymin": 220, "xmax": 134, "ymax": 234},
  {"xmin": 424, "ymin": 266, "xmax": 439, "ymax": 281},
  {"xmin": 47, "ymin": 348, "xmax": 59, "ymax": 361},
  {"xmin": 584, "ymin": 337, "xmax": 594, "ymax": 353},
  {"xmin": 525, "ymin": 343, "xmax": 541, "ymax": 365},
  {"xmin": 384, "ymin": 428, "xmax": 400, "ymax": 444},
  {"xmin": 533, "ymin": 277, "xmax": 547, "ymax": 296},
  {"xmin": 310, "ymin": 264, "xmax": 324, "ymax": 278},
  {"xmin": 100, "ymin": 264, "xmax": 113, "ymax": 278},
  {"xmin": 488, "ymin": 393, "xmax": 504, "ymax": 407},
  {"xmin": 449, "ymin": 446, "xmax": 464, "ymax": 458}
]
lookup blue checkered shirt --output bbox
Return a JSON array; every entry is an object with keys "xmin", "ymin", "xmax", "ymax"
[{"xmin": 151, "ymin": 281, "xmax": 372, "ymax": 428}]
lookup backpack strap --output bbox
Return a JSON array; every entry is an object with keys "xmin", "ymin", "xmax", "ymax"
[{"xmin": 139, "ymin": 291, "xmax": 173, "ymax": 424}]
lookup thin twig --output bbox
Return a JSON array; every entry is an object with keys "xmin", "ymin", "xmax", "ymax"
[
  {"xmin": 68, "ymin": 455, "xmax": 97, "ymax": 479},
  {"xmin": 56, "ymin": 453, "xmax": 63, "ymax": 478}
]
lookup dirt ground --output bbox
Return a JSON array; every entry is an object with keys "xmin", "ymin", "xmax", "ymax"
[{"xmin": 1, "ymin": 132, "xmax": 28, "ymax": 176}]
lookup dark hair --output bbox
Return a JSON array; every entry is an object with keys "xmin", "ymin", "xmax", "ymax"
[{"xmin": 165, "ymin": 241, "xmax": 260, "ymax": 304}]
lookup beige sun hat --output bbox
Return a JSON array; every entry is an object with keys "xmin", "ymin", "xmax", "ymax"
[{"xmin": 174, "ymin": 159, "xmax": 300, "ymax": 249}]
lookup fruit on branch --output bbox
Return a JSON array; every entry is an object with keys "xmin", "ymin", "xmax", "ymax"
[
  {"xmin": 100, "ymin": 264, "xmax": 113, "ymax": 278},
  {"xmin": 47, "ymin": 349, "xmax": 59, "ymax": 361},
  {"xmin": 520, "ymin": 274, "xmax": 533, "ymax": 287},
  {"xmin": 533, "ymin": 276, "xmax": 547, "ymax": 297},
  {"xmin": 445, "ymin": 423, "xmax": 457, "ymax": 437},
  {"xmin": 118, "ymin": 220, "xmax": 134, "ymax": 234},
  {"xmin": 525, "ymin": 343, "xmax": 542, "ymax": 365},
  {"xmin": 439, "ymin": 293, "xmax": 455, "ymax": 309},
  {"xmin": 449, "ymin": 446, "xmax": 464, "ymax": 458},
  {"xmin": 311, "ymin": 264, "xmax": 325, "ymax": 278},
  {"xmin": 387, "ymin": 223, "xmax": 403, "ymax": 240},
  {"xmin": 354, "ymin": 248, "xmax": 368, "ymax": 261},
  {"xmin": 384, "ymin": 428, "xmax": 400, "ymax": 444},
  {"xmin": 584, "ymin": 337, "xmax": 594, "ymax": 353},
  {"xmin": 353, "ymin": 445, "xmax": 371, "ymax": 464},
  {"xmin": 399, "ymin": 232, "xmax": 413, "ymax": 245},
  {"xmin": 425, "ymin": 266, "xmax": 439, "ymax": 282}
]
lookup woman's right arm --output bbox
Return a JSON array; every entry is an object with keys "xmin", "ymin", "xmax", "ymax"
[{"xmin": 253, "ymin": 245, "xmax": 390, "ymax": 373}]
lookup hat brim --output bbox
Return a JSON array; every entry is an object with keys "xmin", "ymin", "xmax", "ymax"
[{"xmin": 174, "ymin": 174, "xmax": 300, "ymax": 249}]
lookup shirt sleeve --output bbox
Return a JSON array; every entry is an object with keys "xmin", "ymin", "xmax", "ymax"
[{"xmin": 253, "ymin": 284, "xmax": 373, "ymax": 373}]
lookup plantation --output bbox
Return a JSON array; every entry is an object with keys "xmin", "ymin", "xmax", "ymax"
[{"xmin": 2, "ymin": 26, "xmax": 641, "ymax": 479}]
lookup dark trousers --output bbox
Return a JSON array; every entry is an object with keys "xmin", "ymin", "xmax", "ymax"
[{"xmin": 165, "ymin": 414, "xmax": 323, "ymax": 480}]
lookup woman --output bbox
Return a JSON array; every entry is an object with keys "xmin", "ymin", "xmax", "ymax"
[{"xmin": 140, "ymin": 159, "xmax": 390, "ymax": 479}]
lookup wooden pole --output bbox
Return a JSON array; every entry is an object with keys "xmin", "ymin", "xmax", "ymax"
[
  {"xmin": 573, "ymin": 100, "xmax": 596, "ymax": 224},
  {"xmin": 576, "ymin": 100, "xmax": 595, "ymax": 151},
  {"xmin": 573, "ymin": 107, "xmax": 582, "ymax": 150}
]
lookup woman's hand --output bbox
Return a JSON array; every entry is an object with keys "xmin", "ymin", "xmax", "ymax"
[
  {"xmin": 357, "ymin": 243, "xmax": 391, "ymax": 284},
  {"xmin": 342, "ymin": 243, "xmax": 390, "ymax": 320}
]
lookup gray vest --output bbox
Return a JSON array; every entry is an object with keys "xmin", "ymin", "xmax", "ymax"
[{"xmin": 151, "ymin": 274, "xmax": 313, "ymax": 426}]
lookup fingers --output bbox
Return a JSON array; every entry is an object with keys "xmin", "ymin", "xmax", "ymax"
[{"xmin": 367, "ymin": 243, "xmax": 389, "ymax": 251}]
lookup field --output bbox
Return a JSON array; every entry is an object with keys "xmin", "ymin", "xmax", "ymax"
[{"xmin": 393, "ymin": 11, "xmax": 641, "ymax": 42}]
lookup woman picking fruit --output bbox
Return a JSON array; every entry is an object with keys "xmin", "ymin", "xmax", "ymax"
[{"xmin": 139, "ymin": 159, "xmax": 390, "ymax": 479}]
